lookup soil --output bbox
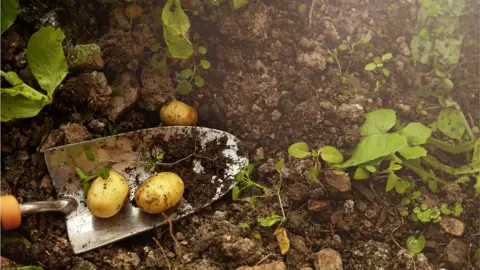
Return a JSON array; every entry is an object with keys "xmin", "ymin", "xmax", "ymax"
[{"xmin": 1, "ymin": 0, "xmax": 479, "ymax": 269}]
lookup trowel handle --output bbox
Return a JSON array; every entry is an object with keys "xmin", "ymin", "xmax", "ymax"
[{"xmin": 0, "ymin": 195, "xmax": 77, "ymax": 231}]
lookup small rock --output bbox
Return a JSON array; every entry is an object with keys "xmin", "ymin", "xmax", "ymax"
[
  {"xmin": 109, "ymin": 7, "xmax": 130, "ymax": 30},
  {"xmin": 214, "ymin": 211, "xmax": 227, "ymax": 220},
  {"xmin": 38, "ymin": 129, "xmax": 65, "ymax": 152},
  {"xmin": 308, "ymin": 200, "xmax": 330, "ymax": 213},
  {"xmin": 67, "ymin": 44, "xmax": 104, "ymax": 71},
  {"xmin": 237, "ymin": 261, "xmax": 286, "ymax": 270},
  {"xmin": 87, "ymin": 119, "xmax": 106, "ymax": 133},
  {"xmin": 138, "ymin": 64, "xmax": 174, "ymax": 111},
  {"xmin": 444, "ymin": 239, "xmax": 468, "ymax": 268},
  {"xmin": 397, "ymin": 104, "xmax": 411, "ymax": 113},
  {"xmin": 296, "ymin": 49, "xmax": 328, "ymax": 72},
  {"xmin": 108, "ymin": 72, "xmax": 139, "ymax": 120},
  {"xmin": 441, "ymin": 184, "xmax": 466, "ymax": 204},
  {"xmin": 59, "ymin": 123, "xmax": 89, "ymax": 144},
  {"xmin": 398, "ymin": 42, "xmax": 411, "ymax": 56},
  {"xmin": 324, "ymin": 170, "xmax": 351, "ymax": 193},
  {"xmin": 337, "ymin": 104, "xmax": 364, "ymax": 124},
  {"xmin": 364, "ymin": 209, "xmax": 377, "ymax": 219},
  {"xmin": 107, "ymin": 251, "xmax": 140, "ymax": 269},
  {"xmin": 271, "ymin": 110, "xmax": 282, "ymax": 121},
  {"xmin": 439, "ymin": 217, "xmax": 465, "ymax": 236},
  {"xmin": 396, "ymin": 249, "xmax": 433, "ymax": 270},
  {"xmin": 222, "ymin": 238, "xmax": 256, "ymax": 262},
  {"xmin": 291, "ymin": 236, "xmax": 310, "ymax": 254},
  {"xmin": 396, "ymin": 36, "xmax": 407, "ymax": 44},
  {"xmin": 73, "ymin": 257, "xmax": 97, "ymax": 270},
  {"xmin": 254, "ymin": 60, "xmax": 266, "ymax": 71},
  {"xmin": 314, "ymin": 248, "xmax": 343, "ymax": 270}
]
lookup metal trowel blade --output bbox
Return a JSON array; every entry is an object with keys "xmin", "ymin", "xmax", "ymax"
[{"xmin": 44, "ymin": 126, "xmax": 248, "ymax": 254}]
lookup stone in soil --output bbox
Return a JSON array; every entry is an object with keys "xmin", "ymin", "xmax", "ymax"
[
  {"xmin": 441, "ymin": 183, "xmax": 466, "ymax": 204},
  {"xmin": 237, "ymin": 261, "xmax": 286, "ymax": 270},
  {"xmin": 395, "ymin": 249, "xmax": 433, "ymax": 270},
  {"xmin": 139, "ymin": 67, "xmax": 174, "ymax": 111},
  {"xmin": 323, "ymin": 170, "xmax": 351, "ymax": 193},
  {"xmin": 314, "ymin": 248, "xmax": 343, "ymax": 270},
  {"xmin": 444, "ymin": 239, "xmax": 468, "ymax": 268},
  {"xmin": 59, "ymin": 123, "xmax": 90, "ymax": 144},
  {"xmin": 67, "ymin": 44, "xmax": 104, "ymax": 71},
  {"xmin": 337, "ymin": 104, "xmax": 364, "ymax": 124},
  {"xmin": 308, "ymin": 200, "xmax": 330, "ymax": 213},
  {"xmin": 222, "ymin": 238, "xmax": 263, "ymax": 264},
  {"xmin": 104, "ymin": 250, "xmax": 140, "ymax": 269},
  {"xmin": 439, "ymin": 216, "xmax": 465, "ymax": 236},
  {"xmin": 108, "ymin": 72, "xmax": 139, "ymax": 120}
]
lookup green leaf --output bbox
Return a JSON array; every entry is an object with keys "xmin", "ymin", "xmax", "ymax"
[
  {"xmin": 406, "ymin": 235, "xmax": 426, "ymax": 254},
  {"xmin": 399, "ymin": 122, "xmax": 432, "ymax": 145},
  {"xmin": 244, "ymin": 164, "xmax": 255, "ymax": 176},
  {"xmin": 382, "ymin": 68, "xmax": 390, "ymax": 77},
  {"xmin": 176, "ymin": 80, "xmax": 193, "ymax": 95},
  {"xmin": 194, "ymin": 75, "xmax": 204, "ymax": 87},
  {"xmin": 354, "ymin": 167, "xmax": 370, "ymax": 180},
  {"xmin": 298, "ymin": 3, "xmax": 307, "ymax": 13},
  {"xmin": 84, "ymin": 145, "xmax": 95, "ymax": 161},
  {"xmin": 336, "ymin": 134, "xmax": 407, "ymax": 168},
  {"xmin": 198, "ymin": 46, "xmax": 207, "ymax": 54},
  {"xmin": 288, "ymin": 142, "xmax": 310, "ymax": 159},
  {"xmin": 311, "ymin": 167, "xmax": 319, "ymax": 180},
  {"xmin": 257, "ymin": 214, "xmax": 282, "ymax": 227},
  {"xmin": 338, "ymin": 44, "xmax": 348, "ymax": 51},
  {"xmin": 16, "ymin": 266, "xmax": 44, "ymax": 270},
  {"xmin": 374, "ymin": 57, "xmax": 382, "ymax": 65},
  {"xmin": 162, "ymin": 0, "xmax": 193, "ymax": 59},
  {"xmin": 1, "ymin": 232, "xmax": 32, "ymax": 250},
  {"xmin": 365, "ymin": 165, "xmax": 376, "ymax": 172},
  {"xmin": 180, "ymin": 69, "xmax": 193, "ymax": 79},
  {"xmin": 401, "ymin": 197, "xmax": 411, "ymax": 205},
  {"xmin": 275, "ymin": 158, "xmax": 285, "ymax": 171},
  {"xmin": 437, "ymin": 107, "xmax": 465, "ymax": 141},
  {"xmin": 428, "ymin": 179, "xmax": 438, "ymax": 192},
  {"xmin": 395, "ymin": 179, "xmax": 411, "ymax": 194},
  {"xmin": 27, "ymin": 26, "xmax": 68, "ymax": 97},
  {"xmin": 361, "ymin": 33, "xmax": 372, "ymax": 43},
  {"xmin": 365, "ymin": 63, "xmax": 377, "ymax": 71},
  {"xmin": 360, "ymin": 109, "xmax": 397, "ymax": 136},
  {"xmin": 239, "ymin": 222, "xmax": 251, "ymax": 229},
  {"xmin": 398, "ymin": 145, "xmax": 427, "ymax": 159},
  {"xmin": 151, "ymin": 54, "xmax": 167, "ymax": 69},
  {"xmin": 443, "ymin": 78, "xmax": 454, "ymax": 91},
  {"xmin": 475, "ymin": 175, "xmax": 480, "ymax": 197},
  {"xmin": 411, "ymin": 191, "xmax": 421, "ymax": 199},
  {"xmin": 386, "ymin": 172, "xmax": 399, "ymax": 192},
  {"xmin": 96, "ymin": 167, "xmax": 110, "ymax": 179},
  {"xmin": 200, "ymin": 59, "xmax": 211, "ymax": 69},
  {"xmin": 232, "ymin": 186, "xmax": 240, "ymax": 200},
  {"xmin": 150, "ymin": 43, "xmax": 161, "ymax": 52},
  {"xmin": 382, "ymin": 53, "xmax": 393, "ymax": 62},
  {"xmin": 1, "ymin": 0, "xmax": 19, "ymax": 34},
  {"xmin": 318, "ymin": 146, "xmax": 344, "ymax": 163}
]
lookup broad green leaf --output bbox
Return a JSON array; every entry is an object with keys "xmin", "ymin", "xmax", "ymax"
[
  {"xmin": 428, "ymin": 179, "xmax": 438, "ymax": 192},
  {"xmin": 318, "ymin": 146, "xmax": 344, "ymax": 163},
  {"xmin": 337, "ymin": 134, "xmax": 407, "ymax": 168},
  {"xmin": 150, "ymin": 43, "xmax": 161, "ymax": 52},
  {"xmin": 386, "ymin": 172, "xmax": 399, "ymax": 191},
  {"xmin": 398, "ymin": 145, "xmax": 427, "ymax": 159},
  {"xmin": 232, "ymin": 186, "xmax": 240, "ymax": 200},
  {"xmin": 411, "ymin": 28, "xmax": 432, "ymax": 65},
  {"xmin": 27, "ymin": 26, "xmax": 68, "ymax": 97},
  {"xmin": 180, "ymin": 69, "xmax": 193, "ymax": 78},
  {"xmin": 401, "ymin": 197, "xmax": 411, "ymax": 205},
  {"xmin": 406, "ymin": 235, "xmax": 426, "ymax": 254},
  {"xmin": 194, "ymin": 75, "xmax": 204, "ymax": 87},
  {"xmin": 1, "ymin": 0, "xmax": 19, "ymax": 34},
  {"xmin": 150, "ymin": 54, "xmax": 167, "ymax": 69},
  {"xmin": 374, "ymin": 57, "xmax": 382, "ymax": 65},
  {"xmin": 365, "ymin": 63, "xmax": 376, "ymax": 71},
  {"xmin": 382, "ymin": 53, "xmax": 393, "ymax": 61},
  {"xmin": 365, "ymin": 165, "xmax": 376, "ymax": 172},
  {"xmin": 354, "ymin": 167, "xmax": 370, "ymax": 180},
  {"xmin": 395, "ymin": 179, "xmax": 411, "ymax": 194},
  {"xmin": 288, "ymin": 142, "xmax": 310, "ymax": 159},
  {"xmin": 200, "ymin": 59, "xmax": 211, "ymax": 69},
  {"xmin": 275, "ymin": 158, "xmax": 284, "ymax": 171},
  {"xmin": 176, "ymin": 80, "xmax": 193, "ymax": 95},
  {"xmin": 411, "ymin": 191, "xmax": 421, "ymax": 199},
  {"xmin": 399, "ymin": 122, "xmax": 432, "ymax": 145},
  {"xmin": 382, "ymin": 68, "xmax": 390, "ymax": 77},
  {"xmin": 162, "ymin": 0, "xmax": 193, "ymax": 59},
  {"xmin": 1, "ymin": 94, "xmax": 48, "ymax": 122},
  {"xmin": 437, "ymin": 107, "xmax": 465, "ymax": 141},
  {"xmin": 198, "ymin": 46, "xmax": 207, "ymax": 54},
  {"xmin": 360, "ymin": 109, "xmax": 397, "ymax": 136},
  {"xmin": 0, "ymin": 71, "xmax": 48, "ymax": 101}
]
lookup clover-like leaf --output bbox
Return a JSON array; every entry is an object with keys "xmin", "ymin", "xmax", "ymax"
[
  {"xmin": 406, "ymin": 235, "xmax": 426, "ymax": 254},
  {"xmin": 318, "ymin": 146, "xmax": 344, "ymax": 164},
  {"xmin": 288, "ymin": 142, "xmax": 310, "ymax": 159}
]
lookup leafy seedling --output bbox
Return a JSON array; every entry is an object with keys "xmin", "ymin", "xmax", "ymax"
[
  {"xmin": 257, "ymin": 213, "xmax": 283, "ymax": 228},
  {"xmin": 232, "ymin": 164, "xmax": 270, "ymax": 205},
  {"xmin": 406, "ymin": 235, "xmax": 426, "ymax": 254},
  {"xmin": 364, "ymin": 53, "xmax": 393, "ymax": 77}
]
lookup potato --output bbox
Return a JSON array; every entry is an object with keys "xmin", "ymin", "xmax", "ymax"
[
  {"xmin": 87, "ymin": 170, "xmax": 130, "ymax": 218},
  {"xmin": 135, "ymin": 172, "xmax": 184, "ymax": 214},
  {"xmin": 160, "ymin": 100, "xmax": 197, "ymax": 126}
]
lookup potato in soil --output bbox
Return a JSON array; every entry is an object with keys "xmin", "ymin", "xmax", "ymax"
[
  {"xmin": 135, "ymin": 172, "xmax": 185, "ymax": 214},
  {"xmin": 87, "ymin": 170, "xmax": 130, "ymax": 218},
  {"xmin": 160, "ymin": 100, "xmax": 198, "ymax": 126}
]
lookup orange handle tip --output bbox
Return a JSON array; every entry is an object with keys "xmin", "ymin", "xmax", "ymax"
[{"xmin": 0, "ymin": 195, "xmax": 21, "ymax": 230}]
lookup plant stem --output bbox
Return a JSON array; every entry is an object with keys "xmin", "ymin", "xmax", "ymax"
[
  {"xmin": 402, "ymin": 159, "xmax": 449, "ymax": 185},
  {"xmin": 426, "ymin": 137, "xmax": 475, "ymax": 154}
]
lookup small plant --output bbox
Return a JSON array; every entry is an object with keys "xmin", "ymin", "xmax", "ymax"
[
  {"xmin": 257, "ymin": 213, "xmax": 283, "ymax": 228},
  {"xmin": 75, "ymin": 166, "xmax": 111, "ymax": 196},
  {"xmin": 175, "ymin": 49, "xmax": 210, "ymax": 95},
  {"xmin": 406, "ymin": 234, "xmax": 426, "ymax": 254},
  {"xmin": 162, "ymin": 0, "xmax": 193, "ymax": 59},
  {"xmin": 232, "ymin": 164, "xmax": 270, "ymax": 205},
  {"xmin": 1, "ymin": 26, "xmax": 68, "ymax": 122},
  {"xmin": 288, "ymin": 142, "xmax": 344, "ymax": 181},
  {"xmin": 364, "ymin": 53, "xmax": 393, "ymax": 77}
]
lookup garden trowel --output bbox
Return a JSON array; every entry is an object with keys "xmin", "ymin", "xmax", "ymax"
[{"xmin": 0, "ymin": 126, "xmax": 248, "ymax": 254}]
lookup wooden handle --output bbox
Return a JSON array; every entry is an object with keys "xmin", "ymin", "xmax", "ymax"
[{"xmin": 0, "ymin": 195, "xmax": 21, "ymax": 230}]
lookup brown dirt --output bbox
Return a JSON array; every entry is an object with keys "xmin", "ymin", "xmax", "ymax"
[{"xmin": 1, "ymin": 0, "xmax": 479, "ymax": 269}]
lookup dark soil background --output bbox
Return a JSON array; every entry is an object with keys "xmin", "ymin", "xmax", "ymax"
[{"xmin": 1, "ymin": 0, "xmax": 479, "ymax": 269}]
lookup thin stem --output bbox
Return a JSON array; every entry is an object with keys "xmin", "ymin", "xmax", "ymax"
[
  {"xmin": 152, "ymin": 237, "xmax": 172, "ymax": 270},
  {"xmin": 308, "ymin": 0, "xmax": 315, "ymax": 29},
  {"xmin": 427, "ymin": 137, "xmax": 475, "ymax": 154}
]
